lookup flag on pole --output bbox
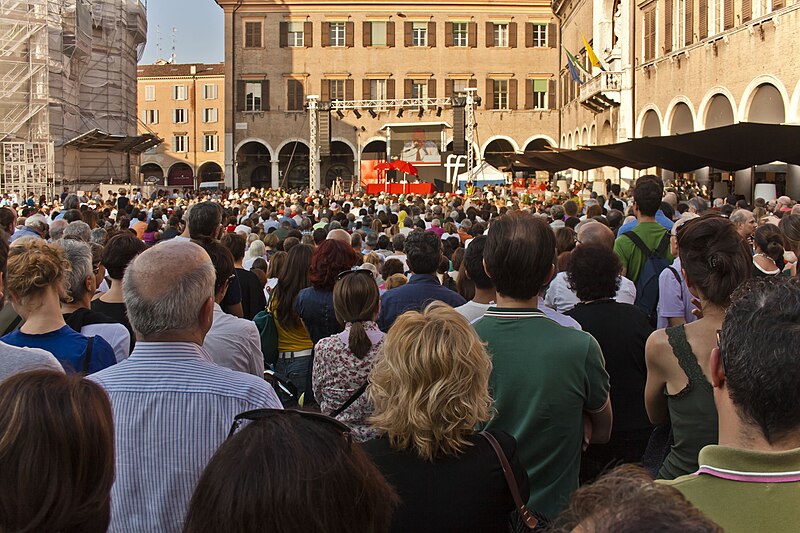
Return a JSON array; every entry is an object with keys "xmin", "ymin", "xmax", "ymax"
[
  {"xmin": 582, "ymin": 35, "xmax": 606, "ymax": 71},
  {"xmin": 565, "ymin": 53, "xmax": 583, "ymax": 84},
  {"xmin": 564, "ymin": 47, "xmax": 591, "ymax": 75}
]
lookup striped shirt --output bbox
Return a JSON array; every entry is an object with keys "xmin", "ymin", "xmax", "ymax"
[{"xmin": 89, "ymin": 341, "xmax": 281, "ymax": 533}]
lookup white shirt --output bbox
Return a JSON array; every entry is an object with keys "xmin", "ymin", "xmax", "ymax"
[
  {"xmin": 544, "ymin": 271, "xmax": 637, "ymax": 314},
  {"xmin": 202, "ymin": 303, "xmax": 265, "ymax": 378},
  {"xmin": 80, "ymin": 322, "xmax": 131, "ymax": 363}
]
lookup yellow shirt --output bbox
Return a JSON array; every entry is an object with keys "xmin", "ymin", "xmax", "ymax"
[{"xmin": 271, "ymin": 299, "xmax": 313, "ymax": 352}]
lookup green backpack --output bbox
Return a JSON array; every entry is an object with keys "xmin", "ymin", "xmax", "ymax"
[{"xmin": 253, "ymin": 302, "xmax": 279, "ymax": 366}]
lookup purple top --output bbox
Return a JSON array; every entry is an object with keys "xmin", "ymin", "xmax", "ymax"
[{"xmin": 657, "ymin": 257, "xmax": 698, "ymax": 329}]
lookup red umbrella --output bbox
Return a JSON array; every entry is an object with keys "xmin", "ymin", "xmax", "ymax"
[
  {"xmin": 374, "ymin": 162, "xmax": 392, "ymax": 171},
  {"xmin": 390, "ymin": 160, "xmax": 419, "ymax": 176}
]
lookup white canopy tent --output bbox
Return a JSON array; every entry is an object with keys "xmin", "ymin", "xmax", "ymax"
[{"xmin": 456, "ymin": 161, "xmax": 508, "ymax": 190}]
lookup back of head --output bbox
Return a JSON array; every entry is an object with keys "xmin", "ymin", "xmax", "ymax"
[
  {"xmin": 564, "ymin": 200, "xmax": 578, "ymax": 217},
  {"xmin": 7, "ymin": 238, "xmax": 70, "ymax": 303},
  {"xmin": 24, "ymin": 213, "xmax": 48, "ymax": 234},
  {"xmin": 721, "ymin": 277, "xmax": 800, "ymax": 444},
  {"xmin": 63, "ymin": 194, "xmax": 80, "ymax": 211},
  {"xmin": 0, "ymin": 370, "xmax": 114, "ymax": 533},
  {"xmin": 484, "ymin": 212, "xmax": 555, "ymax": 300},
  {"xmin": 391, "ymin": 233, "xmax": 405, "ymax": 252},
  {"xmin": 404, "ymin": 230, "xmax": 442, "ymax": 275},
  {"xmin": 577, "ymin": 221, "xmax": 615, "ymax": 250},
  {"xmin": 273, "ymin": 244, "xmax": 313, "ymax": 328},
  {"xmin": 567, "ymin": 245, "xmax": 621, "ymax": 302},
  {"xmin": 63, "ymin": 220, "xmax": 91, "ymax": 242},
  {"xmin": 62, "ymin": 209, "xmax": 83, "ymax": 224},
  {"xmin": 221, "ymin": 232, "xmax": 246, "ymax": 261},
  {"xmin": 633, "ymin": 180, "xmax": 662, "ymax": 218},
  {"xmin": 384, "ymin": 273, "xmax": 407, "ymax": 290},
  {"xmin": 188, "ymin": 201, "xmax": 222, "ymax": 239},
  {"xmin": 754, "ymin": 223, "xmax": 785, "ymax": 265},
  {"xmin": 49, "ymin": 218, "xmax": 68, "ymax": 241},
  {"xmin": 101, "ymin": 232, "xmax": 147, "ymax": 280},
  {"xmin": 381, "ymin": 258, "xmax": 404, "ymax": 280},
  {"xmin": 779, "ymin": 214, "xmax": 800, "ymax": 252},
  {"xmin": 677, "ymin": 216, "xmax": 751, "ymax": 307},
  {"xmin": 369, "ymin": 302, "xmax": 492, "ymax": 461},
  {"xmin": 326, "ymin": 228, "xmax": 350, "ymax": 244},
  {"xmin": 197, "ymin": 239, "xmax": 235, "ymax": 295},
  {"xmin": 309, "ymin": 239, "xmax": 359, "ymax": 290},
  {"xmin": 334, "ymin": 271, "xmax": 380, "ymax": 359},
  {"xmin": 123, "ymin": 240, "xmax": 215, "ymax": 339},
  {"xmin": 461, "ymin": 235, "xmax": 492, "ymax": 290},
  {"xmin": 58, "ymin": 239, "xmax": 93, "ymax": 304}
]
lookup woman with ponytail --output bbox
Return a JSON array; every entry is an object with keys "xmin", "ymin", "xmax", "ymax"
[{"xmin": 312, "ymin": 269, "xmax": 382, "ymax": 441}]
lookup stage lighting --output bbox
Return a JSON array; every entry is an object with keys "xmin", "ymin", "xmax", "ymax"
[
  {"xmin": 397, "ymin": 109, "xmax": 404, "ymax": 118},
  {"xmin": 353, "ymin": 109, "xmax": 362, "ymax": 118},
  {"xmin": 417, "ymin": 107, "xmax": 424, "ymax": 118},
  {"xmin": 436, "ymin": 107, "xmax": 443, "ymax": 117},
  {"xmin": 368, "ymin": 109, "xmax": 377, "ymax": 118},
  {"xmin": 336, "ymin": 110, "xmax": 344, "ymax": 119}
]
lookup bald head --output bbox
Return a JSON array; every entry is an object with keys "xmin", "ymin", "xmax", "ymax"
[
  {"xmin": 327, "ymin": 228, "xmax": 351, "ymax": 244},
  {"xmin": 577, "ymin": 221, "xmax": 615, "ymax": 250},
  {"xmin": 123, "ymin": 240, "xmax": 215, "ymax": 339}
]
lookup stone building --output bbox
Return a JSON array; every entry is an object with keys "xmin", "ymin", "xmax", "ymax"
[{"xmin": 137, "ymin": 63, "xmax": 226, "ymax": 188}]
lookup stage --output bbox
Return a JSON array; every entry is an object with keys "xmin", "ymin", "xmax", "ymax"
[{"xmin": 365, "ymin": 183, "xmax": 436, "ymax": 195}]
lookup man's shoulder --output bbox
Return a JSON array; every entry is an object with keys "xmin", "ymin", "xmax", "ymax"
[{"xmin": 658, "ymin": 472, "xmax": 709, "ymax": 498}]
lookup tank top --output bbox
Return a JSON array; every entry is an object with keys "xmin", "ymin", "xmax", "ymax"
[{"xmin": 657, "ymin": 325, "xmax": 719, "ymax": 480}]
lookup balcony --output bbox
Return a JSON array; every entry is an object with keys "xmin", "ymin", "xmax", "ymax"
[{"xmin": 579, "ymin": 71, "xmax": 622, "ymax": 113}]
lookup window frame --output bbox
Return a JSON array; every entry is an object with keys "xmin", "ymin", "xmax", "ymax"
[
  {"xmin": 245, "ymin": 82, "xmax": 262, "ymax": 112},
  {"xmin": 144, "ymin": 85, "xmax": 156, "ymax": 101},
  {"xmin": 144, "ymin": 109, "xmax": 159, "ymax": 124},
  {"xmin": 244, "ymin": 20, "xmax": 264, "ymax": 48},
  {"xmin": 329, "ymin": 22, "xmax": 346, "ymax": 47},
  {"xmin": 493, "ymin": 79, "xmax": 509, "ymax": 110},
  {"xmin": 202, "ymin": 84, "xmax": 218, "ymax": 100},
  {"xmin": 371, "ymin": 21, "xmax": 388, "ymax": 47},
  {"xmin": 203, "ymin": 133, "xmax": 219, "ymax": 153},
  {"xmin": 532, "ymin": 79, "xmax": 548, "ymax": 110},
  {"xmin": 173, "ymin": 108, "xmax": 188, "ymax": 124},
  {"xmin": 329, "ymin": 79, "xmax": 345, "ymax": 101},
  {"xmin": 202, "ymin": 108, "xmax": 218, "ymax": 123},
  {"xmin": 452, "ymin": 22, "xmax": 468, "ymax": 47},
  {"xmin": 494, "ymin": 23, "xmax": 510, "ymax": 47},
  {"xmin": 173, "ymin": 134, "xmax": 188, "ymax": 153},
  {"xmin": 287, "ymin": 21, "xmax": 305, "ymax": 47},
  {"xmin": 411, "ymin": 22, "xmax": 428, "ymax": 47},
  {"xmin": 532, "ymin": 24, "xmax": 547, "ymax": 47},
  {"xmin": 172, "ymin": 85, "xmax": 188, "ymax": 101}
]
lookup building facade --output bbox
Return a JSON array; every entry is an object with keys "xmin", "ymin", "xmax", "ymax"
[
  {"xmin": 215, "ymin": 0, "xmax": 560, "ymax": 190},
  {"xmin": 137, "ymin": 63, "xmax": 226, "ymax": 188},
  {"xmin": 0, "ymin": 0, "xmax": 147, "ymax": 196}
]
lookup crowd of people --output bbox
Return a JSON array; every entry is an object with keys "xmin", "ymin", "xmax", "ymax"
[{"xmin": 0, "ymin": 178, "xmax": 799, "ymax": 532}]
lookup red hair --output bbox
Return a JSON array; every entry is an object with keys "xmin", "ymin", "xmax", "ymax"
[{"xmin": 309, "ymin": 239, "xmax": 360, "ymax": 290}]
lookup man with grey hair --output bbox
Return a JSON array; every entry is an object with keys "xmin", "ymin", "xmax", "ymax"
[
  {"xmin": 49, "ymin": 218, "xmax": 68, "ymax": 241},
  {"xmin": 59, "ymin": 239, "xmax": 130, "ymax": 362},
  {"xmin": 89, "ymin": 240, "xmax": 281, "ymax": 533},
  {"xmin": 730, "ymin": 208, "xmax": 756, "ymax": 242},
  {"xmin": 62, "ymin": 220, "xmax": 91, "ymax": 242},
  {"xmin": 10, "ymin": 213, "xmax": 47, "ymax": 242}
]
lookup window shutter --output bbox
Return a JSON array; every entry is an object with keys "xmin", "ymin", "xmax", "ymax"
[
  {"xmin": 724, "ymin": 0, "xmax": 733, "ymax": 29},
  {"xmin": 548, "ymin": 78, "xmax": 556, "ymax": 109},
  {"xmin": 649, "ymin": 10, "xmax": 657, "ymax": 59},
  {"xmin": 509, "ymin": 22, "xmax": 517, "ymax": 48},
  {"xmin": 685, "ymin": 0, "xmax": 694, "ymax": 44},
  {"xmin": 387, "ymin": 79, "xmax": 396, "ymax": 99},
  {"xmin": 468, "ymin": 22, "xmax": 477, "ymax": 48},
  {"xmin": 141, "ymin": 110, "xmax": 146, "ymax": 123},
  {"xmin": 665, "ymin": 0, "xmax": 673, "ymax": 53},
  {"xmin": 262, "ymin": 80, "xmax": 270, "ymax": 111},
  {"xmin": 741, "ymin": 0, "xmax": 751, "ymax": 21},
  {"xmin": 428, "ymin": 78, "xmax": 437, "ymax": 98},
  {"xmin": 486, "ymin": 22, "xmax": 494, "ymax": 47},
  {"xmin": 322, "ymin": 22, "xmax": 330, "ymax": 47},
  {"xmin": 509, "ymin": 79, "xmax": 518, "ymax": 110},
  {"xmin": 321, "ymin": 80, "xmax": 330, "ymax": 101},
  {"xmin": 345, "ymin": 79, "xmax": 354, "ymax": 101},
  {"xmin": 287, "ymin": 80, "xmax": 293, "ymax": 110},
  {"xmin": 469, "ymin": 78, "xmax": 478, "ymax": 88},
  {"xmin": 237, "ymin": 80, "xmax": 246, "ymax": 111},
  {"xmin": 445, "ymin": 22, "xmax": 453, "ymax": 47},
  {"xmin": 404, "ymin": 22, "xmax": 412, "ymax": 47},
  {"xmin": 346, "ymin": 22, "xmax": 354, "ymax": 47},
  {"xmin": 363, "ymin": 22, "xmax": 371, "ymax": 47},
  {"xmin": 279, "ymin": 22, "xmax": 288, "ymax": 48},
  {"xmin": 445, "ymin": 79, "xmax": 454, "ymax": 97},
  {"xmin": 548, "ymin": 23, "xmax": 556, "ymax": 48},
  {"xmin": 387, "ymin": 22, "xmax": 395, "ymax": 47},
  {"xmin": 304, "ymin": 22, "xmax": 313, "ymax": 47},
  {"xmin": 404, "ymin": 79, "xmax": 413, "ymax": 98},
  {"xmin": 428, "ymin": 22, "xmax": 436, "ymax": 47},
  {"xmin": 485, "ymin": 80, "xmax": 493, "ymax": 110},
  {"xmin": 774, "ymin": 0, "xmax": 784, "ymax": 8},
  {"xmin": 525, "ymin": 79, "xmax": 533, "ymax": 109},
  {"xmin": 525, "ymin": 23, "xmax": 533, "ymax": 47},
  {"xmin": 362, "ymin": 79, "xmax": 371, "ymax": 99},
  {"xmin": 699, "ymin": 0, "xmax": 708, "ymax": 39}
]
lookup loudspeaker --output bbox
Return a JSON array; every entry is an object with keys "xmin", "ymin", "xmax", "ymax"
[{"xmin": 452, "ymin": 106, "xmax": 466, "ymax": 155}]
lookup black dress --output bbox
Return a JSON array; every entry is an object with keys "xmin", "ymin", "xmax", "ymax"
[
  {"xmin": 90, "ymin": 299, "xmax": 135, "ymax": 352},
  {"xmin": 234, "ymin": 267, "xmax": 266, "ymax": 320},
  {"xmin": 362, "ymin": 430, "xmax": 528, "ymax": 533},
  {"xmin": 565, "ymin": 299, "xmax": 654, "ymax": 482}
]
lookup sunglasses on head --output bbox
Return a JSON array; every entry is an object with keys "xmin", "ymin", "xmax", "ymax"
[
  {"xmin": 337, "ymin": 268, "xmax": 374, "ymax": 281},
  {"xmin": 227, "ymin": 408, "xmax": 352, "ymax": 440}
]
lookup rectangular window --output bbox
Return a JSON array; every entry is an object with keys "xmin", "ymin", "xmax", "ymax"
[
  {"xmin": 144, "ymin": 85, "xmax": 155, "ymax": 101},
  {"xmin": 329, "ymin": 79, "xmax": 345, "ymax": 101},
  {"xmin": 244, "ymin": 21, "xmax": 263, "ymax": 48},
  {"xmin": 493, "ymin": 79, "xmax": 509, "ymax": 109},
  {"xmin": 144, "ymin": 109, "xmax": 159, "ymax": 124},
  {"xmin": 494, "ymin": 23, "xmax": 509, "ymax": 47},
  {"xmin": 245, "ymin": 82, "xmax": 262, "ymax": 111},
  {"xmin": 532, "ymin": 24, "xmax": 547, "ymax": 46},
  {"xmin": 172, "ymin": 108, "xmax": 188, "ymax": 124},
  {"xmin": 288, "ymin": 21, "xmax": 304, "ymax": 47},
  {"xmin": 203, "ymin": 108, "xmax": 218, "ymax": 123},
  {"xmin": 371, "ymin": 21, "xmax": 387, "ymax": 46},
  {"xmin": 453, "ymin": 79, "xmax": 469, "ymax": 93},
  {"xmin": 453, "ymin": 22, "xmax": 468, "ymax": 46},
  {"xmin": 204, "ymin": 134, "xmax": 218, "ymax": 152},
  {"xmin": 173, "ymin": 134, "xmax": 188, "ymax": 153},
  {"xmin": 411, "ymin": 80, "xmax": 427, "ymax": 100},
  {"xmin": 287, "ymin": 79, "xmax": 305, "ymax": 110},
  {"xmin": 412, "ymin": 22, "xmax": 428, "ymax": 46},
  {"xmin": 643, "ymin": 8, "xmax": 656, "ymax": 61},
  {"xmin": 203, "ymin": 84, "xmax": 218, "ymax": 100},
  {"xmin": 172, "ymin": 85, "xmax": 187, "ymax": 100},
  {"xmin": 330, "ymin": 22, "xmax": 346, "ymax": 47},
  {"xmin": 532, "ymin": 79, "xmax": 547, "ymax": 109},
  {"xmin": 672, "ymin": 0, "xmax": 686, "ymax": 50},
  {"xmin": 710, "ymin": 0, "xmax": 724, "ymax": 34},
  {"xmin": 369, "ymin": 79, "xmax": 387, "ymax": 100}
]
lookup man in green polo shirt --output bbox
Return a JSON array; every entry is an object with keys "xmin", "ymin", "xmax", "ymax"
[
  {"xmin": 613, "ymin": 178, "xmax": 673, "ymax": 284},
  {"xmin": 474, "ymin": 212, "xmax": 612, "ymax": 519},
  {"xmin": 661, "ymin": 277, "xmax": 800, "ymax": 532}
]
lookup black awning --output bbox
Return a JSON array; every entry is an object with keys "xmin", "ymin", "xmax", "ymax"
[{"xmin": 65, "ymin": 129, "xmax": 163, "ymax": 154}]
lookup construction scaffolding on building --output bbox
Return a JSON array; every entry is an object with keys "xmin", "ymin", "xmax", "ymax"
[{"xmin": 0, "ymin": 0, "xmax": 149, "ymax": 198}]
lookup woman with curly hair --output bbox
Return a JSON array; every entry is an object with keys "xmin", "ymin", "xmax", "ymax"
[
  {"xmin": 363, "ymin": 303, "xmax": 529, "ymax": 533},
  {"xmin": 564, "ymin": 245, "xmax": 654, "ymax": 482}
]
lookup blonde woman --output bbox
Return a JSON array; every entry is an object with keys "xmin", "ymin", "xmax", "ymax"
[{"xmin": 363, "ymin": 303, "xmax": 528, "ymax": 533}]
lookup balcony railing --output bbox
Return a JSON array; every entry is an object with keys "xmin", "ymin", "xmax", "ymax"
[{"xmin": 579, "ymin": 71, "xmax": 622, "ymax": 113}]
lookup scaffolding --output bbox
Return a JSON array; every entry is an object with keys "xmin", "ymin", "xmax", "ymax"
[{"xmin": 0, "ymin": 0, "xmax": 147, "ymax": 197}]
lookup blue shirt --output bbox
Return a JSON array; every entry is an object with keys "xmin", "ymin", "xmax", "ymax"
[
  {"xmin": 617, "ymin": 209, "xmax": 674, "ymax": 235},
  {"xmin": 89, "ymin": 341, "xmax": 281, "ymax": 533},
  {"xmin": 377, "ymin": 273, "xmax": 467, "ymax": 331},
  {"xmin": 2, "ymin": 325, "xmax": 116, "ymax": 373}
]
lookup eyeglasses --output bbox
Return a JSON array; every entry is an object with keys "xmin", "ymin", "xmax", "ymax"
[
  {"xmin": 716, "ymin": 329, "xmax": 727, "ymax": 374},
  {"xmin": 227, "ymin": 408, "xmax": 352, "ymax": 441},
  {"xmin": 336, "ymin": 268, "xmax": 374, "ymax": 281}
]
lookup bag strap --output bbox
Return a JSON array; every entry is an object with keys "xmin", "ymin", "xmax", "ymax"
[
  {"xmin": 480, "ymin": 431, "xmax": 539, "ymax": 530},
  {"xmin": 622, "ymin": 231, "xmax": 651, "ymax": 256},
  {"xmin": 82, "ymin": 336, "xmax": 95, "ymax": 373},
  {"xmin": 655, "ymin": 232, "xmax": 671, "ymax": 257},
  {"xmin": 667, "ymin": 265, "xmax": 681, "ymax": 284},
  {"xmin": 330, "ymin": 381, "xmax": 369, "ymax": 418}
]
